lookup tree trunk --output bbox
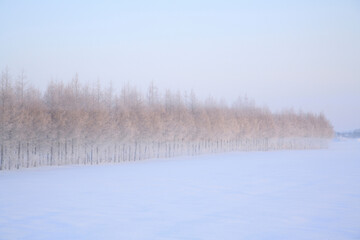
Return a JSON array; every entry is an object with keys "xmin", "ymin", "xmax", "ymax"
[{"xmin": 0, "ymin": 143, "xmax": 4, "ymax": 170}]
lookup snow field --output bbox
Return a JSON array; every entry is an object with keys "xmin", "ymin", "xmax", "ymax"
[{"xmin": 0, "ymin": 140, "xmax": 359, "ymax": 239}]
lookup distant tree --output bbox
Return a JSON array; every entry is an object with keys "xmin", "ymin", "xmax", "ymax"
[{"xmin": 0, "ymin": 69, "xmax": 334, "ymax": 169}]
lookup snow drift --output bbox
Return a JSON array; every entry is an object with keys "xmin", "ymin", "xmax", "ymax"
[{"xmin": 0, "ymin": 140, "xmax": 359, "ymax": 239}]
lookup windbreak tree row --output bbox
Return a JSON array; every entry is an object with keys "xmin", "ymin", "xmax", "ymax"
[{"xmin": 0, "ymin": 71, "xmax": 333, "ymax": 170}]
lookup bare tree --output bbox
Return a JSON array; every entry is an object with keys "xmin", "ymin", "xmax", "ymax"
[{"xmin": 0, "ymin": 70, "xmax": 334, "ymax": 169}]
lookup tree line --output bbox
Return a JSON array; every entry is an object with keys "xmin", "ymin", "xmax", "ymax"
[{"xmin": 0, "ymin": 70, "xmax": 333, "ymax": 170}]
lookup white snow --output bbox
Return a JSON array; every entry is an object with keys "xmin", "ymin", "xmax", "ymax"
[{"xmin": 1, "ymin": 140, "xmax": 360, "ymax": 240}]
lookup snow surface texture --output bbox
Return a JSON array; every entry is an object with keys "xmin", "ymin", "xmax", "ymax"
[{"xmin": 0, "ymin": 140, "xmax": 359, "ymax": 240}]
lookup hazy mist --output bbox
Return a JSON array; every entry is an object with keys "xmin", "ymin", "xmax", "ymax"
[{"xmin": 1, "ymin": 0, "xmax": 359, "ymax": 131}]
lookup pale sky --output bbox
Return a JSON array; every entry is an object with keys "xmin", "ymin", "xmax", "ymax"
[{"xmin": 1, "ymin": 0, "xmax": 359, "ymax": 131}]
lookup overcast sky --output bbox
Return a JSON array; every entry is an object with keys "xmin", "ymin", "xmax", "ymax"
[{"xmin": 0, "ymin": 0, "xmax": 359, "ymax": 131}]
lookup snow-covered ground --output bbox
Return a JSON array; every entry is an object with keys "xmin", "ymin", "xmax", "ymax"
[{"xmin": 0, "ymin": 140, "xmax": 359, "ymax": 240}]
